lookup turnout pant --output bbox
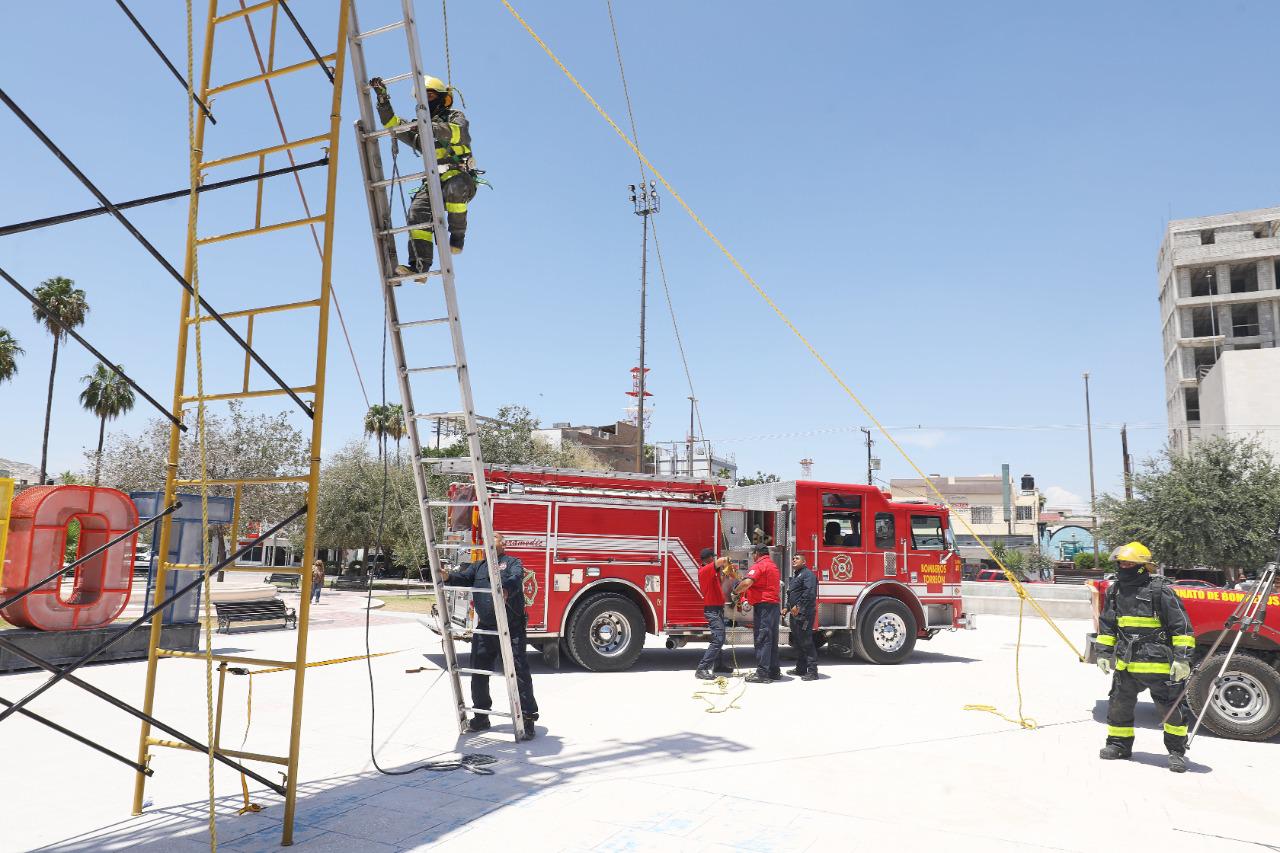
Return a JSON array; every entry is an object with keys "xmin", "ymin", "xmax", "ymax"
[
  {"xmin": 470, "ymin": 623, "xmax": 538, "ymax": 724},
  {"xmin": 753, "ymin": 603, "xmax": 781, "ymax": 678},
  {"xmin": 789, "ymin": 612, "xmax": 817, "ymax": 675},
  {"xmin": 405, "ymin": 170, "xmax": 477, "ymax": 272},
  {"xmin": 1105, "ymin": 670, "xmax": 1190, "ymax": 755},
  {"xmin": 697, "ymin": 606, "xmax": 726, "ymax": 672}
]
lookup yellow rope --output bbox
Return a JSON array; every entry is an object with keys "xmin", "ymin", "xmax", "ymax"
[
  {"xmin": 963, "ymin": 595, "xmax": 1038, "ymax": 730},
  {"xmin": 185, "ymin": 0, "xmax": 217, "ymax": 846},
  {"xmin": 499, "ymin": 0, "xmax": 1082, "ymax": 728},
  {"xmin": 692, "ymin": 674, "xmax": 746, "ymax": 714}
]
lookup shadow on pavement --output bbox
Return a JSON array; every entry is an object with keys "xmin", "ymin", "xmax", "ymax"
[
  {"xmin": 34, "ymin": 729, "xmax": 749, "ymax": 851},
  {"xmin": 1090, "ymin": 698, "xmax": 1280, "ymax": 746}
]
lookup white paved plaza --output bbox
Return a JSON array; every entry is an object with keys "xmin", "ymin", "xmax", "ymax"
[{"xmin": 2, "ymin": 597, "xmax": 1275, "ymax": 852}]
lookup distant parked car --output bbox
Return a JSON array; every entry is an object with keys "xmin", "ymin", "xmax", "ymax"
[
  {"xmin": 1172, "ymin": 579, "xmax": 1216, "ymax": 589},
  {"xmin": 974, "ymin": 568, "xmax": 1009, "ymax": 582}
]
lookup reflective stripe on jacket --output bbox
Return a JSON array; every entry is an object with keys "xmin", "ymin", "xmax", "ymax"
[{"xmin": 1094, "ymin": 574, "xmax": 1194, "ymax": 665}]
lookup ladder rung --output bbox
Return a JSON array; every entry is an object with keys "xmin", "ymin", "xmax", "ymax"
[
  {"xmin": 456, "ymin": 667, "xmax": 505, "ymax": 677},
  {"xmin": 157, "ymin": 650, "xmax": 297, "ymax": 668},
  {"xmin": 212, "ymin": 0, "xmax": 275, "ymax": 25},
  {"xmin": 415, "ymin": 411, "xmax": 465, "ymax": 421},
  {"xmin": 441, "ymin": 585, "xmax": 493, "ymax": 595},
  {"xmin": 363, "ymin": 123, "xmax": 419, "ymax": 141},
  {"xmin": 174, "ymin": 476, "xmax": 309, "ymax": 486},
  {"xmin": 180, "ymin": 386, "xmax": 316, "ymax": 405},
  {"xmin": 407, "ymin": 364, "xmax": 459, "ymax": 375},
  {"xmin": 354, "ymin": 20, "xmax": 406, "ymax": 41},
  {"xmin": 197, "ymin": 215, "xmax": 325, "ymax": 246},
  {"xmin": 208, "ymin": 54, "xmax": 338, "ymax": 97},
  {"xmin": 462, "ymin": 705, "xmax": 512, "ymax": 718},
  {"xmin": 387, "ymin": 268, "xmax": 443, "ymax": 285},
  {"xmin": 147, "ymin": 738, "xmax": 290, "ymax": 766},
  {"xmin": 200, "ymin": 135, "xmax": 328, "ymax": 170},
  {"xmin": 396, "ymin": 317, "xmax": 450, "ymax": 330},
  {"xmin": 434, "ymin": 542, "xmax": 472, "ymax": 550},
  {"xmin": 468, "ymin": 628, "xmax": 504, "ymax": 637},
  {"xmin": 369, "ymin": 170, "xmax": 429, "ymax": 190},
  {"xmin": 426, "ymin": 500, "xmax": 476, "ymax": 507},
  {"xmin": 362, "ymin": 72, "xmax": 414, "ymax": 91},
  {"xmin": 187, "ymin": 298, "xmax": 321, "ymax": 324},
  {"xmin": 380, "ymin": 224, "xmax": 420, "ymax": 238}
]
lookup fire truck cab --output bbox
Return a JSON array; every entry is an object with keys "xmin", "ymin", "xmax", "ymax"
[{"xmin": 431, "ymin": 462, "xmax": 973, "ymax": 672}]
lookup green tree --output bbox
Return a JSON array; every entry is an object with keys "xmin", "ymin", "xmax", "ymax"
[
  {"xmin": 79, "ymin": 363, "xmax": 136, "ymax": 486},
  {"xmin": 363, "ymin": 403, "xmax": 403, "ymax": 462},
  {"xmin": 735, "ymin": 471, "xmax": 781, "ymax": 487},
  {"xmin": 0, "ymin": 328, "xmax": 22, "ymax": 385},
  {"xmin": 1097, "ymin": 436, "xmax": 1280, "ymax": 579},
  {"xmin": 32, "ymin": 276, "xmax": 89, "ymax": 484}
]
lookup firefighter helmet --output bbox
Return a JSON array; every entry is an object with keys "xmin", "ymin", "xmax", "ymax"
[
  {"xmin": 422, "ymin": 75, "xmax": 453, "ymax": 109},
  {"xmin": 1111, "ymin": 541, "xmax": 1153, "ymax": 565}
]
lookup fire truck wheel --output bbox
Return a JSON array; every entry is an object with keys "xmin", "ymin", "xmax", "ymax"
[
  {"xmin": 566, "ymin": 593, "xmax": 646, "ymax": 672},
  {"xmin": 852, "ymin": 597, "xmax": 917, "ymax": 665},
  {"xmin": 1188, "ymin": 652, "xmax": 1280, "ymax": 742}
]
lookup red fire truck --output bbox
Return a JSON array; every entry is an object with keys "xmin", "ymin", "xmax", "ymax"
[
  {"xmin": 431, "ymin": 462, "xmax": 974, "ymax": 671},
  {"xmin": 1086, "ymin": 578, "xmax": 1280, "ymax": 741}
]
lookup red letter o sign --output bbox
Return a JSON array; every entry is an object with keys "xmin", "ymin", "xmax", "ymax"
[{"xmin": 0, "ymin": 485, "xmax": 139, "ymax": 630}]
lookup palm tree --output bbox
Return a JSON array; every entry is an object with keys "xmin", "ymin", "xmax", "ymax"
[
  {"xmin": 363, "ymin": 403, "xmax": 394, "ymax": 461},
  {"xmin": 386, "ymin": 403, "xmax": 407, "ymax": 464},
  {"xmin": 79, "ymin": 362, "xmax": 136, "ymax": 486},
  {"xmin": 0, "ymin": 329, "xmax": 23, "ymax": 385},
  {"xmin": 32, "ymin": 276, "xmax": 89, "ymax": 484}
]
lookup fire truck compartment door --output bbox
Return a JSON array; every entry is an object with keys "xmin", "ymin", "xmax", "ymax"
[
  {"xmin": 552, "ymin": 505, "xmax": 662, "ymax": 567},
  {"xmin": 817, "ymin": 491, "xmax": 868, "ymax": 594}
]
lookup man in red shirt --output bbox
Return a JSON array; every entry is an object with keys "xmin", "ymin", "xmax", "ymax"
[
  {"xmin": 695, "ymin": 548, "xmax": 735, "ymax": 679},
  {"xmin": 736, "ymin": 545, "xmax": 782, "ymax": 683}
]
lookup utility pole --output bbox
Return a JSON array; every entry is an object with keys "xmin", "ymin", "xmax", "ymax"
[
  {"xmin": 687, "ymin": 396, "xmax": 696, "ymax": 477},
  {"xmin": 628, "ymin": 182, "xmax": 659, "ymax": 473},
  {"xmin": 1084, "ymin": 372, "xmax": 1100, "ymax": 569},
  {"xmin": 860, "ymin": 427, "xmax": 874, "ymax": 485},
  {"xmin": 1121, "ymin": 423, "xmax": 1133, "ymax": 500}
]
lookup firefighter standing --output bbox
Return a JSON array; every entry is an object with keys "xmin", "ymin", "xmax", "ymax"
[
  {"xmin": 1094, "ymin": 541, "xmax": 1194, "ymax": 773},
  {"xmin": 736, "ymin": 545, "xmax": 782, "ymax": 683},
  {"xmin": 786, "ymin": 554, "xmax": 818, "ymax": 681},
  {"xmin": 440, "ymin": 534, "xmax": 538, "ymax": 738},
  {"xmin": 695, "ymin": 548, "xmax": 736, "ymax": 680},
  {"xmin": 369, "ymin": 74, "xmax": 477, "ymax": 278}
]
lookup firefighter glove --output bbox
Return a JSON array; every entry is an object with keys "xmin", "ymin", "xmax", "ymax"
[
  {"xmin": 1097, "ymin": 657, "xmax": 1114, "ymax": 676},
  {"xmin": 1171, "ymin": 660, "xmax": 1191, "ymax": 682}
]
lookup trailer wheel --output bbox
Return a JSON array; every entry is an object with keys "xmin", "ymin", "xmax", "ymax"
[
  {"xmin": 566, "ymin": 593, "xmax": 645, "ymax": 672},
  {"xmin": 852, "ymin": 597, "xmax": 917, "ymax": 665},
  {"xmin": 1188, "ymin": 653, "xmax": 1280, "ymax": 742}
]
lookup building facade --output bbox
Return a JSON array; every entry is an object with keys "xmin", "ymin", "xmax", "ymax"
[
  {"xmin": 1158, "ymin": 207, "xmax": 1280, "ymax": 456},
  {"xmin": 532, "ymin": 421, "xmax": 644, "ymax": 472},
  {"xmin": 888, "ymin": 471, "xmax": 1041, "ymax": 564}
]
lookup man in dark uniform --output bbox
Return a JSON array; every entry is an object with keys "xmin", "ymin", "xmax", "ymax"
[
  {"xmin": 369, "ymin": 74, "xmax": 477, "ymax": 278},
  {"xmin": 736, "ymin": 545, "xmax": 781, "ymax": 683},
  {"xmin": 786, "ymin": 553, "xmax": 818, "ymax": 681},
  {"xmin": 441, "ymin": 533, "xmax": 538, "ymax": 738},
  {"xmin": 695, "ymin": 548, "xmax": 736, "ymax": 680},
  {"xmin": 1094, "ymin": 541, "xmax": 1194, "ymax": 773}
]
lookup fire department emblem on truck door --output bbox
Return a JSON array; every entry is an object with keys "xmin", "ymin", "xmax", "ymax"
[
  {"xmin": 523, "ymin": 568, "xmax": 538, "ymax": 606},
  {"xmin": 830, "ymin": 553, "xmax": 854, "ymax": 581}
]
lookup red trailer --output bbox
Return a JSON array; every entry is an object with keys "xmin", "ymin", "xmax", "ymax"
[{"xmin": 431, "ymin": 463, "xmax": 974, "ymax": 671}]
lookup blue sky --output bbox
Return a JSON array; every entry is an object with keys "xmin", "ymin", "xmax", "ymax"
[{"xmin": 1, "ymin": 1, "xmax": 1277, "ymax": 509}]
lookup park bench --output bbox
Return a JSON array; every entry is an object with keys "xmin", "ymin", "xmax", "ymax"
[
  {"xmin": 214, "ymin": 599, "xmax": 297, "ymax": 633},
  {"xmin": 334, "ymin": 575, "xmax": 370, "ymax": 591},
  {"xmin": 265, "ymin": 572, "xmax": 300, "ymax": 589}
]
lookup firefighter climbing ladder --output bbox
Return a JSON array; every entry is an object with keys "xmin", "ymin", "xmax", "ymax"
[
  {"xmin": 131, "ymin": 0, "xmax": 351, "ymax": 845},
  {"xmin": 346, "ymin": 0, "xmax": 527, "ymax": 741}
]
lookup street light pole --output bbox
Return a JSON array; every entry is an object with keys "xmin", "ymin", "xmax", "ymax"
[
  {"xmin": 1084, "ymin": 372, "xmax": 1100, "ymax": 569},
  {"xmin": 860, "ymin": 427, "xmax": 873, "ymax": 485},
  {"xmin": 687, "ymin": 396, "xmax": 696, "ymax": 477},
  {"xmin": 628, "ymin": 182, "xmax": 659, "ymax": 474}
]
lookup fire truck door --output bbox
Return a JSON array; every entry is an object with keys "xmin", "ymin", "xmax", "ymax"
[
  {"xmin": 906, "ymin": 513, "xmax": 948, "ymax": 593},
  {"xmin": 816, "ymin": 491, "xmax": 867, "ymax": 598}
]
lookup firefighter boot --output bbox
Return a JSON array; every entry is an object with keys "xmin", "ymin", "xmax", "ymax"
[
  {"xmin": 466, "ymin": 715, "xmax": 491, "ymax": 733},
  {"xmin": 786, "ymin": 667, "xmax": 804, "ymax": 676},
  {"xmin": 695, "ymin": 669, "xmax": 715, "ymax": 680},
  {"xmin": 1168, "ymin": 753, "xmax": 1188, "ymax": 774},
  {"xmin": 523, "ymin": 717, "xmax": 537, "ymax": 739},
  {"xmin": 802, "ymin": 670, "xmax": 819, "ymax": 682},
  {"xmin": 1099, "ymin": 744, "xmax": 1131, "ymax": 761}
]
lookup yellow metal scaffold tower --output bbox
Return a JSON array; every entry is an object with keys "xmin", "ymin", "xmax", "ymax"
[{"xmin": 130, "ymin": 0, "xmax": 350, "ymax": 845}]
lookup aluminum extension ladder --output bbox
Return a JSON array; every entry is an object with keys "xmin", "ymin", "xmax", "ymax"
[{"xmin": 345, "ymin": 0, "xmax": 527, "ymax": 741}]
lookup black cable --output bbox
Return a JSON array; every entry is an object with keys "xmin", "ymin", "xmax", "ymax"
[
  {"xmin": 0, "ymin": 87, "xmax": 313, "ymax": 419},
  {"xmin": 0, "ymin": 157, "xmax": 328, "ymax": 238},
  {"xmin": 278, "ymin": 0, "xmax": 335, "ymax": 83},
  {"xmin": 0, "ymin": 265, "xmax": 184, "ymax": 430},
  {"xmin": 113, "ymin": 0, "xmax": 215, "ymax": 123}
]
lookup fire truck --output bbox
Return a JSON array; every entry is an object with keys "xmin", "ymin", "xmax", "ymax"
[
  {"xmin": 1085, "ymin": 577, "xmax": 1280, "ymax": 742},
  {"xmin": 430, "ymin": 462, "xmax": 974, "ymax": 672}
]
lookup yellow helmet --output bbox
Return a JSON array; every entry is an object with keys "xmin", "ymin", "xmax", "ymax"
[
  {"xmin": 423, "ymin": 75, "xmax": 448, "ymax": 95},
  {"xmin": 1111, "ymin": 541, "xmax": 1152, "ymax": 565}
]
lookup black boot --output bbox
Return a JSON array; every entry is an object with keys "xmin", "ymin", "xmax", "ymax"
[
  {"xmin": 744, "ymin": 672, "xmax": 771, "ymax": 684},
  {"xmin": 523, "ymin": 717, "xmax": 537, "ymax": 739},
  {"xmin": 1099, "ymin": 744, "xmax": 1131, "ymax": 760},
  {"xmin": 801, "ymin": 671, "xmax": 818, "ymax": 682},
  {"xmin": 1168, "ymin": 753, "xmax": 1187, "ymax": 774},
  {"xmin": 694, "ymin": 669, "xmax": 715, "ymax": 680},
  {"xmin": 466, "ymin": 715, "xmax": 491, "ymax": 733}
]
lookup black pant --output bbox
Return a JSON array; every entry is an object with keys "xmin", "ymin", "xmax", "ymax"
[
  {"xmin": 697, "ymin": 606, "xmax": 726, "ymax": 672},
  {"xmin": 470, "ymin": 622, "xmax": 538, "ymax": 723},
  {"xmin": 1105, "ymin": 670, "xmax": 1190, "ymax": 754},
  {"xmin": 406, "ymin": 171, "xmax": 476, "ymax": 271},
  {"xmin": 790, "ymin": 612, "xmax": 817, "ymax": 675},
  {"xmin": 753, "ymin": 603, "xmax": 781, "ymax": 678}
]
